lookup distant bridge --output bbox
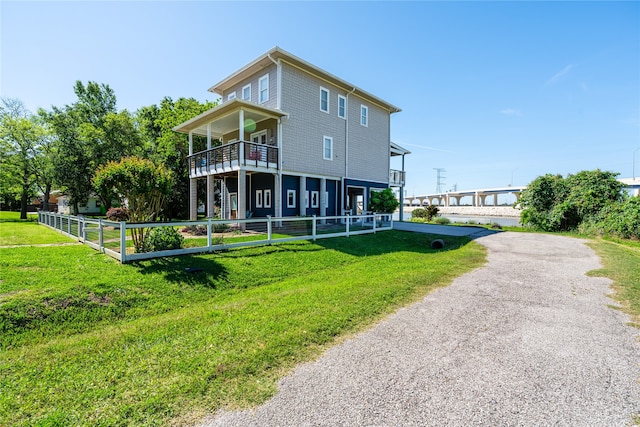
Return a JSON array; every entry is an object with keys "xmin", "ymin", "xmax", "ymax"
[{"xmin": 406, "ymin": 178, "xmax": 639, "ymax": 207}]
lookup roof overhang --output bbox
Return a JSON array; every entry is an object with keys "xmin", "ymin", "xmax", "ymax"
[
  {"xmin": 173, "ymin": 99, "xmax": 288, "ymax": 137},
  {"xmin": 210, "ymin": 46, "xmax": 401, "ymax": 114},
  {"xmin": 390, "ymin": 141, "xmax": 411, "ymax": 156}
]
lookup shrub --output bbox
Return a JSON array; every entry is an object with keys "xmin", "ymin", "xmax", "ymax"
[
  {"xmin": 411, "ymin": 208, "xmax": 428, "ymax": 219},
  {"xmin": 182, "ymin": 225, "xmax": 207, "ymax": 236},
  {"xmin": 143, "ymin": 227, "xmax": 184, "ymax": 252},
  {"xmin": 106, "ymin": 207, "xmax": 129, "ymax": 222},
  {"xmin": 368, "ymin": 188, "xmax": 400, "ymax": 213},
  {"xmin": 213, "ymin": 223, "xmax": 231, "ymax": 233},
  {"xmin": 433, "ymin": 216, "xmax": 451, "ymax": 225}
]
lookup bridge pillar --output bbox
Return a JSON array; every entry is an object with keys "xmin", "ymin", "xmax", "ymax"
[
  {"xmin": 418, "ymin": 197, "xmax": 426, "ymax": 206},
  {"xmin": 493, "ymin": 194, "xmax": 498, "ymax": 206}
]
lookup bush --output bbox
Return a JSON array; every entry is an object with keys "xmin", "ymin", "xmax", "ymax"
[
  {"xmin": 599, "ymin": 197, "xmax": 640, "ymax": 240},
  {"xmin": 106, "ymin": 207, "xmax": 129, "ymax": 222},
  {"xmin": 433, "ymin": 216, "xmax": 451, "ymax": 225},
  {"xmin": 143, "ymin": 227, "xmax": 184, "ymax": 252},
  {"xmin": 182, "ymin": 225, "xmax": 207, "ymax": 236},
  {"xmin": 368, "ymin": 188, "xmax": 400, "ymax": 213},
  {"xmin": 411, "ymin": 205, "xmax": 439, "ymax": 222},
  {"xmin": 411, "ymin": 208, "xmax": 428, "ymax": 219}
]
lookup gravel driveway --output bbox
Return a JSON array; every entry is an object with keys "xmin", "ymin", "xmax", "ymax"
[{"xmin": 202, "ymin": 232, "xmax": 640, "ymax": 426}]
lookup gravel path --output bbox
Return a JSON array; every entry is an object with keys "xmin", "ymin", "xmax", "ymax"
[{"xmin": 202, "ymin": 232, "xmax": 640, "ymax": 426}]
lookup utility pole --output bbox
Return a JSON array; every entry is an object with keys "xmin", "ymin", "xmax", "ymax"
[{"xmin": 434, "ymin": 168, "xmax": 446, "ymax": 193}]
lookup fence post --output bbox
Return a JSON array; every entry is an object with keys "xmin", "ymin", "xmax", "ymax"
[
  {"xmin": 373, "ymin": 214, "xmax": 377, "ymax": 233},
  {"xmin": 208, "ymin": 217, "xmax": 213, "ymax": 251},
  {"xmin": 267, "ymin": 215, "xmax": 272, "ymax": 244},
  {"xmin": 81, "ymin": 217, "xmax": 86, "ymax": 242},
  {"xmin": 120, "ymin": 221, "xmax": 127, "ymax": 263},
  {"xmin": 346, "ymin": 213, "xmax": 350, "ymax": 237},
  {"xmin": 67, "ymin": 214, "xmax": 71, "ymax": 235},
  {"xmin": 98, "ymin": 219, "xmax": 104, "ymax": 250},
  {"xmin": 312, "ymin": 215, "xmax": 317, "ymax": 241}
]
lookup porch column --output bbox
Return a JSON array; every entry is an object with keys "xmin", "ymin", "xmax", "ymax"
[
  {"xmin": 188, "ymin": 132, "xmax": 193, "ymax": 155},
  {"xmin": 207, "ymin": 175, "xmax": 215, "ymax": 218},
  {"xmin": 221, "ymin": 178, "xmax": 229, "ymax": 220},
  {"xmin": 239, "ymin": 109, "xmax": 245, "ymax": 141},
  {"xmin": 274, "ymin": 173, "xmax": 282, "ymax": 218},
  {"xmin": 189, "ymin": 178, "xmax": 197, "ymax": 220},
  {"xmin": 238, "ymin": 170, "xmax": 246, "ymax": 220},
  {"xmin": 319, "ymin": 178, "xmax": 327, "ymax": 216},
  {"xmin": 399, "ymin": 153, "xmax": 406, "ymax": 221},
  {"xmin": 207, "ymin": 124, "xmax": 212, "ymax": 150},
  {"xmin": 299, "ymin": 176, "xmax": 306, "ymax": 216}
]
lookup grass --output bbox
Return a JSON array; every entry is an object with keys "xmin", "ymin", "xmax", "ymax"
[
  {"xmin": 0, "ymin": 211, "xmax": 75, "ymax": 246},
  {"xmin": 587, "ymin": 237, "xmax": 640, "ymax": 327},
  {"xmin": 0, "ymin": 223, "xmax": 486, "ymax": 426}
]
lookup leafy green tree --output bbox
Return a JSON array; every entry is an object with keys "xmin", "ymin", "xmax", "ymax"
[
  {"xmin": 136, "ymin": 97, "xmax": 217, "ymax": 219},
  {"xmin": 0, "ymin": 98, "xmax": 48, "ymax": 218},
  {"xmin": 368, "ymin": 188, "xmax": 400, "ymax": 214},
  {"xmin": 520, "ymin": 170, "xmax": 625, "ymax": 231},
  {"xmin": 93, "ymin": 157, "xmax": 173, "ymax": 252}
]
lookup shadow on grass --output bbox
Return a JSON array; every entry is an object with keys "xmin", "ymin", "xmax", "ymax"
[{"xmin": 131, "ymin": 255, "xmax": 228, "ymax": 287}]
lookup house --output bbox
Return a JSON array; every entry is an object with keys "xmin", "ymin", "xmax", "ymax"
[
  {"xmin": 174, "ymin": 47, "xmax": 410, "ymax": 221},
  {"xmin": 57, "ymin": 195, "xmax": 103, "ymax": 215}
]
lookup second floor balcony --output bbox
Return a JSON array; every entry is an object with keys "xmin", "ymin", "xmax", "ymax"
[
  {"xmin": 389, "ymin": 169, "xmax": 406, "ymax": 187},
  {"xmin": 188, "ymin": 140, "xmax": 278, "ymax": 178}
]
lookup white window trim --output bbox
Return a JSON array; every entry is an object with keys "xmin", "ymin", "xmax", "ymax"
[
  {"xmin": 311, "ymin": 191, "xmax": 319, "ymax": 208},
  {"xmin": 242, "ymin": 83, "xmax": 251, "ymax": 101},
  {"xmin": 264, "ymin": 189, "xmax": 272, "ymax": 208},
  {"xmin": 287, "ymin": 189, "xmax": 296, "ymax": 208},
  {"xmin": 259, "ymin": 74, "xmax": 269, "ymax": 103},
  {"xmin": 338, "ymin": 95, "xmax": 346, "ymax": 119},
  {"xmin": 320, "ymin": 87, "xmax": 330, "ymax": 113},
  {"xmin": 323, "ymin": 136, "xmax": 333, "ymax": 161},
  {"xmin": 227, "ymin": 92, "xmax": 236, "ymax": 101},
  {"xmin": 360, "ymin": 105, "xmax": 368, "ymax": 127},
  {"xmin": 256, "ymin": 190, "xmax": 263, "ymax": 208}
]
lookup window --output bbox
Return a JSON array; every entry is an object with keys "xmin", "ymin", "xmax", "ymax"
[
  {"xmin": 287, "ymin": 189, "xmax": 296, "ymax": 208},
  {"xmin": 256, "ymin": 190, "xmax": 263, "ymax": 208},
  {"xmin": 227, "ymin": 92, "xmax": 236, "ymax": 101},
  {"xmin": 323, "ymin": 136, "xmax": 333, "ymax": 160},
  {"xmin": 259, "ymin": 74, "xmax": 269, "ymax": 103},
  {"xmin": 311, "ymin": 191, "xmax": 319, "ymax": 208},
  {"xmin": 242, "ymin": 84, "xmax": 251, "ymax": 101},
  {"xmin": 360, "ymin": 105, "xmax": 368, "ymax": 127},
  {"xmin": 305, "ymin": 191, "xmax": 309, "ymax": 208},
  {"xmin": 320, "ymin": 87, "xmax": 329, "ymax": 113},
  {"xmin": 264, "ymin": 189, "xmax": 271, "ymax": 208},
  {"xmin": 338, "ymin": 95, "xmax": 346, "ymax": 119}
]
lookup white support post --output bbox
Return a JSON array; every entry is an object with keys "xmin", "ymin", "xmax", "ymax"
[
  {"xmin": 239, "ymin": 109, "xmax": 245, "ymax": 141},
  {"xmin": 207, "ymin": 175, "xmax": 215, "ymax": 218},
  {"xmin": 120, "ymin": 222, "xmax": 127, "ymax": 263},
  {"xmin": 312, "ymin": 215, "xmax": 317, "ymax": 241},
  {"xmin": 373, "ymin": 214, "xmax": 377, "ymax": 233},
  {"xmin": 267, "ymin": 215, "xmax": 272, "ymax": 244},
  {"xmin": 189, "ymin": 178, "xmax": 198, "ymax": 221},
  {"xmin": 67, "ymin": 214, "xmax": 71, "ymax": 235},
  {"xmin": 346, "ymin": 214, "xmax": 350, "ymax": 237},
  {"xmin": 99, "ymin": 219, "xmax": 104, "ymax": 249},
  {"xmin": 207, "ymin": 217, "xmax": 213, "ymax": 251}
]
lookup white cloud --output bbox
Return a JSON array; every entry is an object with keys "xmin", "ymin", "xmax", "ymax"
[
  {"xmin": 546, "ymin": 64, "xmax": 576, "ymax": 85},
  {"xmin": 500, "ymin": 108, "xmax": 523, "ymax": 117}
]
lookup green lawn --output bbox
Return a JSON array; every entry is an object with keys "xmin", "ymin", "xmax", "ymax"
[
  {"xmin": 0, "ymin": 227, "xmax": 486, "ymax": 426},
  {"xmin": 0, "ymin": 211, "xmax": 75, "ymax": 246}
]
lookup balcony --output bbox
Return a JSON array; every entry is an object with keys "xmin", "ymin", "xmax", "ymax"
[
  {"xmin": 389, "ymin": 169, "xmax": 406, "ymax": 187},
  {"xmin": 188, "ymin": 140, "xmax": 278, "ymax": 178}
]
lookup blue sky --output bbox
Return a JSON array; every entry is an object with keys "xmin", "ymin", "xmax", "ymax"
[{"xmin": 2, "ymin": 1, "xmax": 638, "ymax": 196}]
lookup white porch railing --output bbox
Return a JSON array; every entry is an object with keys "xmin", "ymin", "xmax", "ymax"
[{"xmin": 38, "ymin": 211, "xmax": 393, "ymax": 264}]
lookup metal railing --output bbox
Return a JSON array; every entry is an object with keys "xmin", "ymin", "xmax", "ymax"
[
  {"xmin": 390, "ymin": 169, "xmax": 406, "ymax": 186},
  {"xmin": 38, "ymin": 211, "xmax": 393, "ymax": 263},
  {"xmin": 188, "ymin": 140, "xmax": 278, "ymax": 177}
]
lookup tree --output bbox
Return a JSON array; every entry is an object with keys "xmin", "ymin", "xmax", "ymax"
[
  {"xmin": 93, "ymin": 157, "xmax": 173, "ymax": 252},
  {"xmin": 519, "ymin": 170, "xmax": 625, "ymax": 232},
  {"xmin": 136, "ymin": 97, "xmax": 217, "ymax": 219},
  {"xmin": 0, "ymin": 98, "xmax": 48, "ymax": 218},
  {"xmin": 368, "ymin": 188, "xmax": 400, "ymax": 214},
  {"xmin": 43, "ymin": 81, "xmax": 140, "ymax": 213}
]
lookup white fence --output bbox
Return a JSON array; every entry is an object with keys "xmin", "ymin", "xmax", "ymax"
[{"xmin": 38, "ymin": 211, "xmax": 393, "ymax": 263}]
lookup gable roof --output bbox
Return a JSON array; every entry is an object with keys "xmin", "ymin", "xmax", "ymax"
[{"xmin": 209, "ymin": 46, "xmax": 401, "ymax": 114}]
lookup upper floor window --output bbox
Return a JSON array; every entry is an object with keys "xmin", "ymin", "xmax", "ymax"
[
  {"xmin": 323, "ymin": 136, "xmax": 333, "ymax": 160},
  {"xmin": 320, "ymin": 87, "xmax": 329, "ymax": 113},
  {"xmin": 242, "ymin": 84, "xmax": 251, "ymax": 101},
  {"xmin": 227, "ymin": 92, "xmax": 236, "ymax": 101},
  {"xmin": 259, "ymin": 74, "xmax": 269, "ymax": 103},
  {"xmin": 360, "ymin": 105, "xmax": 368, "ymax": 127},
  {"xmin": 338, "ymin": 95, "xmax": 346, "ymax": 119}
]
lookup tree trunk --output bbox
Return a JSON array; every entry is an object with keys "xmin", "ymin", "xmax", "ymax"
[
  {"xmin": 43, "ymin": 183, "xmax": 52, "ymax": 212},
  {"xmin": 20, "ymin": 166, "xmax": 29, "ymax": 220}
]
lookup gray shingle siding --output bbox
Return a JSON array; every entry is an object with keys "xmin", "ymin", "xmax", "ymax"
[
  {"xmin": 279, "ymin": 63, "xmax": 390, "ymax": 183},
  {"xmin": 221, "ymin": 63, "xmax": 278, "ymax": 109}
]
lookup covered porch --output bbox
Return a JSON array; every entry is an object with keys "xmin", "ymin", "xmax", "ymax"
[{"xmin": 173, "ymin": 99, "xmax": 288, "ymax": 220}]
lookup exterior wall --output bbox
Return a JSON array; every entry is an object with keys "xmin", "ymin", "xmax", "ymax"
[
  {"xmin": 279, "ymin": 63, "xmax": 390, "ymax": 185},
  {"xmin": 346, "ymin": 100, "xmax": 390, "ymax": 184},
  {"xmin": 282, "ymin": 174, "xmax": 300, "ymax": 217},
  {"xmin": 280, "ymin": 64, "xmax": 347, "ymax": 177},
  {"xmin": 248, "ymin": 173, "xmax": 275, "ymax": 217},
  {"xmin": 57, "ymin": 196, "xmax": 102, "ymax": 215},
  {"xmin": 221, "ymin": 63, "xmax": 278, "ymax": 110}
]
